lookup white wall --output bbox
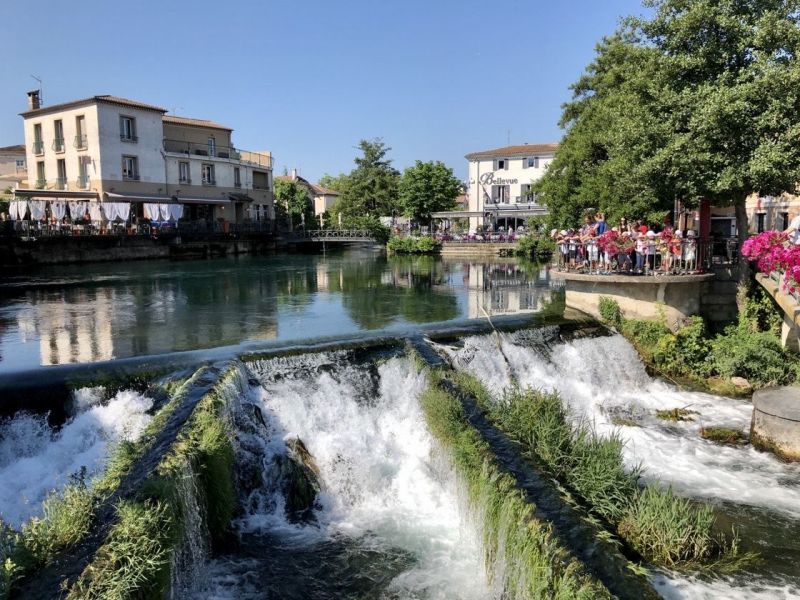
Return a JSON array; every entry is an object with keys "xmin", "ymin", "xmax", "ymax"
[{"xmin": 96, "ymin": 103, "xmax": 165, "ymax": 184}]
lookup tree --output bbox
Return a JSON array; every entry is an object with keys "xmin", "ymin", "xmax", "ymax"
[
  {"xmin": 333, "ymin": 139, "xmax": 401, "ymax": 224},
  {"xmin": 537, "ymin": 0, "xmax": 800, "ymax": 283},
  {"xmin": 399, "ymin": 160, "xmax": 461, "ymax": 224},
  {"xmin": 274, "ymin": 179, "xmax": 316, "ymax": 230},
  {"xmin": 318, "ymin": 173, "xmax": 350, "ymax": 193}
]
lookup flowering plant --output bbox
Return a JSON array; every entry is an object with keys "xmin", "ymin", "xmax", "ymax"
[
  {"xmin": 597, "ymin": 230, "xmax": 620, "ymax": 254},
  {"xmin": 740, "ymin": 230, "xmax": 800, "ymax": 291}
]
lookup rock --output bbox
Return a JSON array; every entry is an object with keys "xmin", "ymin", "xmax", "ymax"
[
  {"xmin": 731, "ymin": 377, "xmax": 753, "ymax": 394},
  {"xmin": 274, "ymin": 437, "xmax": 323, "ymax": 522}
]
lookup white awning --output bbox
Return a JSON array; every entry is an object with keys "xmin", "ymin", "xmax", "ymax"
[
  {"xmin": 176, "ymin": 197, "xmax": 232, "ymax": 205},
  {"xmin": 105, "ymin": 191, "xmax": 171, "ymax": 204}
]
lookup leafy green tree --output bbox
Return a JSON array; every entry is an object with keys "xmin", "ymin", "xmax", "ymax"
[
  {"xmin": 318, "ymin": 173, "xmax": 350, "ymax": 193},
  {"xmin": 274, "ymin": 179, "xmax": 316, "ymax": 230},
  {"xmin": 399, "ymin": 160, "xmax": 461, "ymax": 223},
  {"xmin": 333, "ymin": 139, "xmax": 400, "ymax": 224},
  {"xmin": 537, "ymin": 0, "xmax": 800, "ymax": 284}
]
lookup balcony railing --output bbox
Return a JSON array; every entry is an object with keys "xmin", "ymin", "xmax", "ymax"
[
  {"xmin": 52, "ymin": 138, "xmax": 65, "ymax": 152},
  {"xmin": 74, "ymin": 135, "xmax": 88, "ymax": 149},
  {"xmin": 120, "ymin": 134, "xmax": 138, "ymax": 142},
  {"xmin": 234, "ymin": 181, "xmax": 242, "ymax": 188},
  {"xmin": 32, "ymin": 141, "xmax": 44, "ymax": 155},
  {"xmin": 163, "ymin": 139, "xmax": 273, "ymax": 169},
  {"xmin": 55, "ymin": 178, "xmax": 67, "ymax": 190},
  {"xmin": 77, "ymin": 176, "xmax": 90, "ymax": 189},
  {"xmin": 35, "ymin": 179, "xmax": 46, "ymax": 189},
  {"xmin": 123, "ymin": 174, "xmax": 141, "ymax": 181}
]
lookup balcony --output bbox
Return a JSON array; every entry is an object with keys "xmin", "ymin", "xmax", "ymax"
[
  {"xmin": 35, "ymin": 179, "xmax": 46, "ymax": 189},
  {"xmin": 52, "ymin": 138, "xmax": 65, "ymax": 152},
  {"xmin": 32, "ymin": 141, "xmax": 44, "ymax": 155},
  {"xmin": 55, "ymin": 178, "xmax": 67, "ymax": 190},
  {"xmin": 120, "ymin": 134, "xmax": 138, "ymax": 143},
  {"xmin": 74, "ymin": 135, "xmax": 88, "ymax": 149},
  {"xmin": 77, "ymin": 176, "xmax": 90, "ymax": 189},
  {"xmin": 163, "ymin": 139, "xmax": 272, "ymax": 169},
  {"xmin": 234, "ymin": 181, "xmax": 242, "ymax": 188}
]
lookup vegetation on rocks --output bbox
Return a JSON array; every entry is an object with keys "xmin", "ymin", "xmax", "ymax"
[
  {"xmin": 655, "ymin": 408, "xmax": 698, "ymax": 423},
  {"xmin": 451, "ymin": 371, "xmax": 746, "ymax": 570},
  {"xmin": 699, "ymin": 427, "xmax": 747, "ymax": 446},
  {"xmin": 415, "ymin": 364, "xmax": 613, "ymax": 599},
  {"xmin": 598, "ymin": 296, "xmax": 798, "ymax": 391}
]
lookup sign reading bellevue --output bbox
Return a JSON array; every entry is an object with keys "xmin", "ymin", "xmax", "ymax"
[{"xmin": 479, "ymin": 172, "xmax": 518, "ymax": 186}]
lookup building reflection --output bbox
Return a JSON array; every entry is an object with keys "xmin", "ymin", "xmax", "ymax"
[{"xmin": 462, "ymin": 261, "xmax": 561, "ymax": 318}]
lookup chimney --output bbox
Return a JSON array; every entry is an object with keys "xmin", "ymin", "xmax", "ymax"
[
  {"xmin": 27, "ymin": 90, "xmax": 41, "ymax": 111},
  {"xmin": 291, "ymin": 168, "xmax": 298, "ymax": 179}
]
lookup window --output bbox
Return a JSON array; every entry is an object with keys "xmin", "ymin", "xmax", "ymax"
[
  {"xmin": 208, "ymin": 137, "xmax": 216, "ymax": 157},
  {"xmin": 520, "ymin": 184, "xmax": 533, "ymax": 202},
  {"xmin": 119, "ymin": 116, "xmax": 137, "ymax": 141},
  {"xmin": 56, "ymin": 159, "xmax": 67, "ymax": 189},
  {"xmin": 122, "ymin": 155, "xmax": 139, "ymax": 180},
  {"xmin": 781, "ymin": 212, "xmax": 790, "ymax": 231},
  {"xmin": 495, "ymin": 159, "xmax": 507, "ymax": 171},
  {"xmin": 756, "ymin": 213, "xmax": 766, "ymax": 233},
  {"xmin": 15, "ymin": 159, "xmax": 25, "ymax": 172},
  {"xmin": 202, "ymin": 163, "xmax": 215, "ymax": 185},
  {"xmin": 527, "ymin": 157, "xmax": 539, "ymax": 168},
  {"xmin": 33, "ymin": 123, "xmax": 44, "ymax": 154},
  {"xmin": 234, "ymin": 167, "xmax": 241, "ymax": 188},
  {"xmin": 53, "ymin": 120, "xmax": 65, "ymax": 152},
  {"xmin": 75, "ymin": 115, "xmax": 87, "ymax": 149},
  {"xmin": 78, "ymin": 156, "xmax": 90, "ymax": 189},
  {"xmin": 179, "ymin": 161, "xmax": 190, "ymax": 183},
  {"xmin": 252, "ymin": 171, "xmax": 268, "ymax": 190},
  {"xmin": 36, "ymin": 161, "xmax": 45, "ymax": 188}
]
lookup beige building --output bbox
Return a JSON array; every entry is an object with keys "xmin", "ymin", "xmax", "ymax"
[
  {"xmin": 275, "ymin": 170, "xmax": 340, "ymax": 220},
  {"xmin": 0, "ymin": 144, "xmax": 27, "ymax": 194},
  {"xmin": 14, "ymin": 91, "xmax": 274, "ymax": 225}
]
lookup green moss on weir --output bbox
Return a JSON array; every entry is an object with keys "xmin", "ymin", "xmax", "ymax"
[
  {"xmin": 449, "ymin": 370, "xmax": 750, "ymax": 570},
  {"xmin": 415, "ymin": 363, "xmax": 612, "ymax": 599},
  {"xmin": 66, "ymin": 366, "xmax": 239, "ymax": 599}
]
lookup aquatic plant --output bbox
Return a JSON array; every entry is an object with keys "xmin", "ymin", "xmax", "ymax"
[
  {"xmin": 417, "ymin": 371, "xmax": 613, "ymax": 599},
  {"xmin": 449, "ymin": 372, "xmax": 745, "ymax": 570},
  {"xmin": 699, "ymin": 427, "xmax": 747, "ymax": 445},
  {"xmin": 655, "ymin": 408, "xmax": 698, "ymax": 422},
  {"xmin": 386, "ymin": 235, "xmax": 442, "ymax": 255}
]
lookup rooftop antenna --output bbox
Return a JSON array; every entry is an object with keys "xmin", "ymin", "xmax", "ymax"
[
  {"xmin": 507, "ymin": 129, "xmax": 511, "ymax": 146},
  {"xmin": 30, "ymin": 74, "xmax": 43, "ymax": 105}
]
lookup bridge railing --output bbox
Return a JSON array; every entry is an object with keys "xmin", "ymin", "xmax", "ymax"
[{"xmin": 292, "ymin": 229, "xmax": 374, "ymax": 240}]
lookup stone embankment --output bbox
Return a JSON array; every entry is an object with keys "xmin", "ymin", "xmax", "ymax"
[{"xmin": 751, "ymin": 386, "xmax": 800, "ymax": 462}]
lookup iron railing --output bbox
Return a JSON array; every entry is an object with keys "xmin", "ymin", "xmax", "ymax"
[
  {"xmin": 293, "ymin": 229, "xmax": 374, "ymax": 240},
  {"xmin": 76, "ymin": 176, "xmax": 90, "ymax": 189},
  {"xmin": 35, "ymin": 179, "xmax": 46, "ymax": 189},
  {"xmin": 163, "ymin": 140, "xmax": 273, "ymax": 169},
  {"xmin": 32, "ymin": 141, "xmax": 44, "ymax": 155},
  {"xmin": 74, "ymin": 135, "xmax": 88, "ymax": 149},
  {"xmin": 55, "ymin": 178, "xmax": 67, "ymax": 190},
  {"xmin": 552, "ymin": 238, "xmax": 738, "ymax": 275},
  {"xmin": 52, "ymin": 138, "xmax": 65, "ymax": 152}
]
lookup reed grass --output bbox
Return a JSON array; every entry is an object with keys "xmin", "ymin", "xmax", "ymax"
[
  {"xmin": 418, "ymin": 368, "xmax": 612, "ymax": 599},
  {"xmin": 449, "ymin": 371, "xmax": 746, "ymax": 570}
]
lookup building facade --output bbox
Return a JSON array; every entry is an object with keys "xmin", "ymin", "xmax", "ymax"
[
  {"xmin": 463, "ymin": 143, "xmax": 557, "ymax": 230},
  {"xmin": 0, "ymin": 145, "xmax": 26, "ymax": 193},
  {"xmin": 15, "ymin": 92, "xmax": 273, "ymax": 226},
  {"xmin": 275, "ymin": 170, "xmax": 340, "ymax": 221}
]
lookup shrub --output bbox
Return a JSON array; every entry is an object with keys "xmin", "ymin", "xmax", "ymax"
[
  {"xmin": 708, "ymin": 326, "xmax": 793, "ymax": 387},
  {"xmin": 598, "ymin": 297, "xmax": 622, "ymax": 328},
  {"xmin": 514, "ymin": 235, "xmax": 556, "ymax": 258},
  {"xmin": 386, "ymin": 236, "xmax": 441, "ymax": 255}
]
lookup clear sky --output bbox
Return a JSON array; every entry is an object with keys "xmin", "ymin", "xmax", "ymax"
[{"xmin": 1, "ymin": 0, "xmax": 647, "ymax": 182}]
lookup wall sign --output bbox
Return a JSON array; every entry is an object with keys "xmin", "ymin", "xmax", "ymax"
[{"xmin": 479, "ymin": 172, "xmax": 518, "ymax": 185}]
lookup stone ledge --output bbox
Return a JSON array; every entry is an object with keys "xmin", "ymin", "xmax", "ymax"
[
  {"xmin": 552, "ymin": 271, "xmax": 715, "ymax": 284},
  {"xmin": 751, "ymin": 386, "xmax": 800, "ymax": 462}
]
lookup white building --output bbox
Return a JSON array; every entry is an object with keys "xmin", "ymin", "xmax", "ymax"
[
  {"xmin": 0, "ymin": 144, "xmax": 26, "ymax": 194},
  {"xmin": 461, "ymin": 143, "xmax": 557, "ymax": 230},
  {"xmin": 14, "ymin": 92, "xmax": 274, "ymax": 226}
]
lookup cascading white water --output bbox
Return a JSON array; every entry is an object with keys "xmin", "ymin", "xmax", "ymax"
[
  {"xmin": 440, "ymin": 332, "xmax": 800, "ymax": 518},
  {"xmin": 196, "ymin": 353, "xmax": 493, "ymax": 599},
  {"xmin": 438, "ymin": 331, "xmax": 800, "ymax": 599},
  {"xmin": 0, "ymin": 388, "xmax": 153, "ymax": 528}
]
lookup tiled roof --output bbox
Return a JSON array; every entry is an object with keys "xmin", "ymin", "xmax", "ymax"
[
  {"xmin": 310, "ymin": 183, "xmax": 340, "ymax": 196},
  {"xmin": 163, "ymin": 115, "xmax": 232, "ymax": 131},
  {"xmin": 465, "ymin": 143, "xmax": 559, "ymax": 160},
  {"xmin": 21, "ymin": 95, "xmax": 167, "ymax": 117},
  {"xmin": 0, "ymin": 144, "xmax": 25, "ymax": 153}
]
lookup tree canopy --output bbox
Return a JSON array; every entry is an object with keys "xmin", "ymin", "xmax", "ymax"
[
  {"xmin": 274, "ymin": 179, "xmax": 316, "ymax": 230},
  {"xmin": 331, "ymin": 139, "xmax": 401, "ymax": 224},
  {"xmin": 399, "ymin": 160, "xmax": 461, "ymax": 223},
  {"xmin": 536, "ymin": 0, "xmax": 800, "ymax": 243}
]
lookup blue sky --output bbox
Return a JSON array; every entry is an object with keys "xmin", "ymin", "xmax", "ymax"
[{"xmin": 1, "ymin": 0, "xmax": 647, "ymax": 181}]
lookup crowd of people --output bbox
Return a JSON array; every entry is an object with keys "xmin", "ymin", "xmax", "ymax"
[{"xmin": 552, "ymin": 213, "xmax": 699, "ymax": 274}]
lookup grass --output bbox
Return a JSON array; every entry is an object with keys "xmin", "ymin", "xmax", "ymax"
[
  {"xmin": 699, "ymin": 427, "xmax": 747, "ymax": 445},
  {"xmin": 655, "ymin": 408, "xmax": 699, "ymax": 422},
  {"xmin": 417, "ymin": 368, "xmax": 612, "ymax": 599},
  {"xmin": 448, "ymin": 370, "xmax": 746, "ymax": 571}
]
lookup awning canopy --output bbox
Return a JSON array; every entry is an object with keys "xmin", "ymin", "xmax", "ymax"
[
  {"xmin": 228, "ymin": 192, "xmax": 254, "ymax": 202},
  {"xmin": 14, "ymin": 189, "xmax": 99, "ymax": 200},
  {"xmin": 176, "ymin": 197, "xmax": 232, "ymax": 205},
  {"xmin": 105, "ymin": 191, "xmax": 171, "ymax": 204},
  {"xmin": 431, "ymin": 211, "xmax": 485, "ymax": 218}
]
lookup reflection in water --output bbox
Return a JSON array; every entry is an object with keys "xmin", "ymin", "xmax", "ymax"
[{"xmin": 0, "ymin": 250, "xmax": 563, "ymax": 371}]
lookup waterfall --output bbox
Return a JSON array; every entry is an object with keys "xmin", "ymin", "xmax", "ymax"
[
  {"xmin": 438, "ymin": 332, "xmax": 800, "ymax": 519},
  {"xmin": 0, "ymin": 388, "xmax": 154, "ymax": 527},
  {"xmin": 194, "ymin": 351, "xmax": 492, "ymax": 599}
]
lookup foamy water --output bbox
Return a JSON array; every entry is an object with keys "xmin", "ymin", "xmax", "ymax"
[
  {"xmin": 197, "ymin": 355, "xmax": 492, "ymax": 599},
  {"xmin": 439, "ymin": 332, "xmax": 800, "ymax": 519},
  {"xmin": 0, "ymin": 388, "xmax": 153, "ymax": 527}
]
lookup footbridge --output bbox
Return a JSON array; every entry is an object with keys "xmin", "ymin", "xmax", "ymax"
[
  {"xmin": 756, "ymin": 272, "xmax": 800, "ymax": 350},
  {"xmin": 285, "ymin": 229, "xmax": 378, "ymax": 244}
]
